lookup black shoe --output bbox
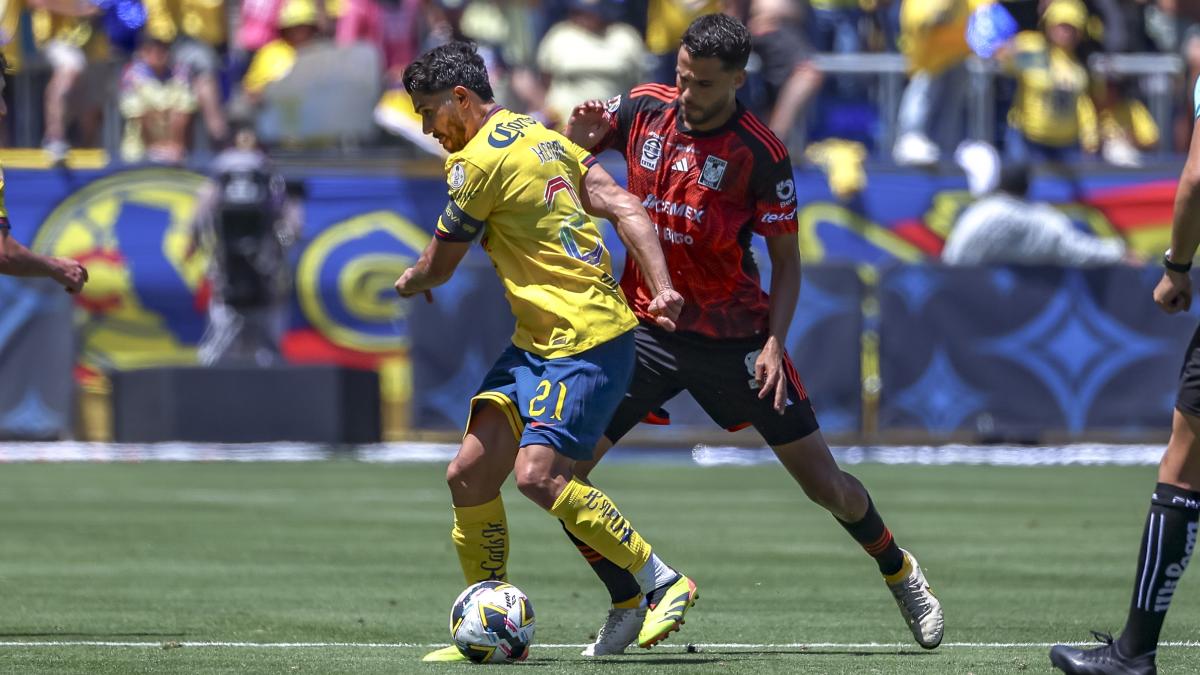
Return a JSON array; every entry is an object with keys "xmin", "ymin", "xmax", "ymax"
[{"xmin": 1049, "ymin": 631, "xmax": 1157, "ymax": 675}]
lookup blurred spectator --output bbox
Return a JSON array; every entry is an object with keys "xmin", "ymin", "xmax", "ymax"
[
  {"xmin": 645, "ymin": 0, "xmax": 723, "ymax": 84},
  {"xmin": 892, "ymin": 0, "xmax": 974, "ymax": 166},
  {"xmin": 30, "ymin": 0, "xmax": 107, "ymax": 162},
  {"xmin": 241, "ymin": 0, "xmax": 321, "ymax": 105},
  {"xmin": 747, "ymin": 0, "xmax": 823, "ymax": 145},
  {"xmin": 808, "ymin": 0, "xmax": 863, "ymax": 54},
  {"xmin": 187, "ymin": 123, "xmax": 300, "ymax": 366},
  {"xmin": 143, "ymin": 0, "xmax": 229, "ymax": 144},
  {"xmin": 530, "ymin": 0, "xmax": 644, "ymax": 127},
  {"xmin": 118, "ymin": 34, "xmax": 196, "ymax": 163},
  {"xmin": 336, "ymin": 0, "xmax": 429, "ymax": 73},
  {"xmin": 942, "ymin": 162, "xmax": 1130, "ymax": 266},
  {"xmin": 1001, "ymin": 0, "xmax": 1099, "ymax": 164},
  {"xmin": 1095, "ymin": 75, "xmax": 1160, "ymax": 167}
]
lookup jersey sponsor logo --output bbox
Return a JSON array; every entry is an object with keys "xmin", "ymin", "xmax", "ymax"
[
  {"xmin": 776, "ymin": 178, "xmax": 795, "ymax": 203},
  {"xmin": 487, "ymin": 115, "xmax": 538, "ymax": 148},
  {"xmin": 699, "ymin": 155, "xmax": 727, "ymax": 189},
  {"xmin": 642, "ymin": 194, "xmax": 704, "ymax": 222},
  {"xmin": 449, "ymin": 162, "xmax": 467, "ymax": 190},
  {"xmin": 760, "ymin": 208, "xmax": 797, "ymax": 224},
  {"xmin": 530, "ymin": 139, "xmax": 568, "ymax": 165},
  {"xmin": 640, "ymin": 135, "xmax": 662, "ymax": 170},
  {"xmin": 655, "ymin": 224, "xmax": 694, "ymax": 245}
]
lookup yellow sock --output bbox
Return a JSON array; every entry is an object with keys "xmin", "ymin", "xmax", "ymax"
[
  {"xmin": 451, "ymin": 495, "xmax": 508, "ymax": 584},
  {"xmin": 550, "ymin": 478, "xmax": 652, "ymax": 572}
]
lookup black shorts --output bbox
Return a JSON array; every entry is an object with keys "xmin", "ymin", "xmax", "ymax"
[
  {"xmin": 604, "ymin": 324, "xmax": 820, "ymax": 447},
  {"xmin": 1176, "ymin": 324, "xmax": 1200, "ymax": 417}
]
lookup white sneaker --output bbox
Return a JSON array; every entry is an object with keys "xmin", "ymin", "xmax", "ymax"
[
  {"xmin": 581, "ymin": 606, "xmax": 646, "ymax": 656},
  {"xmin": 892, "ymin": 132, "xmax": 940, "ymax": 167},
  {"xmin": 885, "ymin": 549, "xmax": 944, "ymax": 649}
]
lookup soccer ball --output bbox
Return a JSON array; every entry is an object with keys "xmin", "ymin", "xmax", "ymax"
[{"xmin": 449, "ymin": 580, "xmax": 535, "ymax": 663}]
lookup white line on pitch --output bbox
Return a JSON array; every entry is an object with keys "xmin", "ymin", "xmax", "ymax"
[{"xmin": 2, "ymin": 641, "xmax": 1200, "ymax": 649}]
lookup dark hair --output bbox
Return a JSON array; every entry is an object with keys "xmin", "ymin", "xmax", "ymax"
[
  {"xmin": 402, "ymin": 41, "xmax": 494, "ymax": 102},
  {"xmin": 998, "ymin": 162, "xmax": 1031, "ymax": 197},
  {"xmin": 681, "ymin": 13, "xmax": 752, "ymax": 71}
]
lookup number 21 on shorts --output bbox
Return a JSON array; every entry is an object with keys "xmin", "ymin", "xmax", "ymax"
[{"xmin": 528, "ymin": 380, "xmax": 568, "ymax": 420}]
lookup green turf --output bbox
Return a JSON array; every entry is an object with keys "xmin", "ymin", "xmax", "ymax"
[{"xmin": 1, "ymin": 460, "xmax": 1197, "ymax": 673}]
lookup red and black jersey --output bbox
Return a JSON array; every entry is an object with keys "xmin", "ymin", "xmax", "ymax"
[{"xmin": 594, "ymin": 83, "xmax": 798, "ymax": 339}]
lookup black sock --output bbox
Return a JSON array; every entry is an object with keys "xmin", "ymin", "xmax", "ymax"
[
  {"xmin": 560, "ymin": 520, "xmax": 642, "ymax": 606},
  {"xmin": 836, "ymin": 496, "xmax": 905, "ymax": 576},
  {"xmin": 1117, "ymin": 483, "xmax": 1200, "ymax": 657}
]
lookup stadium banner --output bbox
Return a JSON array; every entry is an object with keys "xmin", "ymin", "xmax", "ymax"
[
  {"xmin": 878, "ymin": 265, "xmax": 1195, "ymax": 437},
  {"xmin": 0, "ymin": 277, "xmax": 75, "ymax": 439},
  {"xmin": 0, "ymin": 163, "xmax": 1182, "ymax": 436},
  {"xmin": 407, "ymin": 263, "xmax": 864, "ymax": 435}
]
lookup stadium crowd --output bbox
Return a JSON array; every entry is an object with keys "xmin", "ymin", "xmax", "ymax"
[{"xmin": 0, "ymin": 0, "xmax": 1196, "ymax": 167}]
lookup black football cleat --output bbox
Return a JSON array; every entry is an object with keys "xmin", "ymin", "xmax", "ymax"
[{"xmin": 1049, "ymin": 631, "xmax": 1157, "ymax": 675}]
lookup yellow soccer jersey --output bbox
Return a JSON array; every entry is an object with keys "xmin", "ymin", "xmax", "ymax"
[
  {"xmin": 435, "ymin": 107, "xmax": 636, "ymax": 359},
  {"xmin": 1006, "ymin": 32, "xmax": 1097, "ymax": 150}
]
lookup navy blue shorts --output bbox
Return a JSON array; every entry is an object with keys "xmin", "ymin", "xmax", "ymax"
[{"xmin": 470, "ymin": 330, "xmax": 635, "ymax": 460}]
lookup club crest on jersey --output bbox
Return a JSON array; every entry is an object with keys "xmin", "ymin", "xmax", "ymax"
[
  {"xmin": 605, "ymin": 95, "xmax": 622, "ymax": 113},
  {"xmin": 640, "ymin": 136, "xmax": 662, "ymax": 170},
  {"xmin": 776, "ymin": 178, "xmax": 795, "ymax": 202},
  {"xmin": 449, "ymin": 163, "xmax": 467, "ymax": 191},
  {"xmin": 699, "ymin": 155, "xmax": 727, "ymax": 189}
]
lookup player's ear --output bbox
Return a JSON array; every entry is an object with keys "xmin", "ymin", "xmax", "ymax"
[
  {"xmin": 732, "ymin": 69, "xmax": 747, "ymax": 90},
  {"xmin": 452, "ymin": 85, "xmax": 472, "ymax": 109}
]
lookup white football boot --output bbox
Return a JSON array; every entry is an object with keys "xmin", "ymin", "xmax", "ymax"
[
  {"xmin": 885, "ymin": 549, "xmax": 944, "ymax": 649},
  {"xmin": 581, "ymin": 607, "xmax": 646, "ymax": 656}
]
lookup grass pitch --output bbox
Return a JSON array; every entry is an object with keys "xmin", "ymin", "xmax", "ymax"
[{"xmin": 1, "ymin": 458, "xmax": 1198, "ymax": 673}]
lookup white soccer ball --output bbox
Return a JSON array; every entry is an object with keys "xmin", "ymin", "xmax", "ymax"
[{"xmin": 450, "ymin": 580, "xmax": 535, "ymax": 663}]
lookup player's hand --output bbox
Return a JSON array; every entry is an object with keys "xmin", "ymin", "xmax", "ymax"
[
  {"xmin": 755, "ymin": 337, "xmax": 789, "ymax": 415},
  {"xmin": 565, "ymin": 100, "xmax": 609, "ymax": 149},
  {"xmin": 647, "ymin": 288, "xmax": 684, "ymax": 332},
  {"xmin": 394, "ymin": 269, "xmax": 434, "ymax": 303},
  {"xmin": 1154, "ymin": 270, "xmax": 1192, "ymax": 314},
  {"xmin": 53, "ymin": 258, "xmax": 88, "ymax": 294}
]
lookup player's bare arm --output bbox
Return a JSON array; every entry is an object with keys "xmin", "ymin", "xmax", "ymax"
[
  {"xmin": 0, "ymin": 227, "xmax": 88, "ymax": 293},
  {"xmin": 564, "ymin": 100, "xmax": 610, "ymax": 150},
  {"xmin": 1156, "ymin": 114, "xmax": 1200, "ymax": 314},
  {"xmin": 579, "ymin": 163, "xmax": 684, "ymax": 331},
  {"xmin": 758, "ymin": 233, "xmax": 801, "ymax": 414},
  {"xmin": 393, "ymin": 237, "xmax": 471, "ymax": 303}
]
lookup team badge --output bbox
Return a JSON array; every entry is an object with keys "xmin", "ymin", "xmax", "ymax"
[
  {"xmin": 449, "ymin": 163, "xmax": 467, "ymax": 191},
  {"xmin": 698, "ymin": 155, "xmax": 727, "ymax": 189},
  {"xmin": 640, "ymin": 136, "xmax": 662, "ymax": 171},
  {"xmin": 776, "ymin": 178, "xmax": 795, "ymax": 202},
  {"xmin": 605, "ymin": 95, "xmax": 621, "ymax": 113}
]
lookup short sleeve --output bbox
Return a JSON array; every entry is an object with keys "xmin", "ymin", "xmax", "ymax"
[
  {"xmin": 592, "ymin": 85, "xmax": 673, "ymax": 155},
  {"xmin": 564, "ymin": 137, "xmax": 599, "ymax": 173},
  {"xmin": 752, "ymin": 155, "xmax": 799, "ymax": 237},
  {"xmin": 436, "ymin": 159, "xmax": 495, "ymax": 243}
]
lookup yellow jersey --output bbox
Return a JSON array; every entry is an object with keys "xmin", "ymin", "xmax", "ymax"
[
  {"xmin": 143, "ymin": 0, "xmax": 227, "ymax": 46},
  {"xmin": 435, "ymin": 107, "xmax": 636, "ymax": 359},
  {"xmin": 1006, "ymin": 31, "xmax": 1097, "ymax": 150},
  {"xmin": 646, "ymin": 0, "xmax": 721, "ymax": 55}
]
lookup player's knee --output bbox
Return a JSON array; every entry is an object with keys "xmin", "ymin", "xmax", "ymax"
[
  {"xmin": 446, "ymin": 454, "xmax": 483, "ymax": 489},
  {"xmin": 514, "ymin": 468, "xmax": 558, "ymax": 510}
]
